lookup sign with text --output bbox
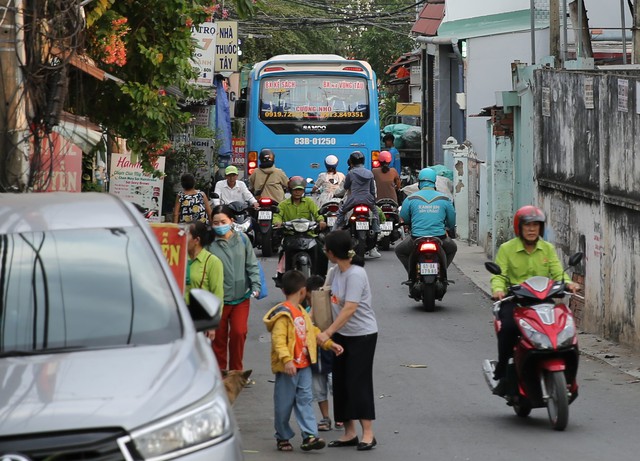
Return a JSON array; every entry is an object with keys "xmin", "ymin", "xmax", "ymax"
[
  {"xmin": 214, "ymin": 21, "xmax": 238, "ymax": 72},
  {"xmin": 190, "ymin": 105, "xmax": 211, "ymax": 126},
  {"xmin": 150, "ymin": 223, "xmax": 188, "ymax": 293},
  {"xmin": 109, "ymin": 153, "xmax": 165, "ymax": 222},
  {"xmin": 32, "ymin": 132, "xmax": 83, "ymax": 192},
  {"xmin": 190, "ymin": 22, "xmax": 217, "ymax": 86}
]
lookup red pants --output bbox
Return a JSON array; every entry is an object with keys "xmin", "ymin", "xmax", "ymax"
[{"xmin": 212, "ymin": 299, "xmax": 250, "ymax": 371}]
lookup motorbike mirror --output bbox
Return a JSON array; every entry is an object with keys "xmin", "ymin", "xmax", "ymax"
[
  {"xmin": 306, "ymin": 177, "xmax": 314, "ymax": 184},
  {"xmin": 484, "ymin": 262, "xmax": 502, "ymax": 275},
  {"xmin": 211, "ymin": 192, "xmax": 220, "ymax": 198},
  {"xmin": 568, "ymin": 252, "xmax": 584, "ymax": 267}
]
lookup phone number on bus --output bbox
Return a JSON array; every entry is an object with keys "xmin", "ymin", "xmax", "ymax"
[
  {"xmin": 294, "ymin": 137, "xmax": 337, "ymax": 145},
  {"xmin": 263, "ymin": 111, "xmax": 365, "ymax": 119}
]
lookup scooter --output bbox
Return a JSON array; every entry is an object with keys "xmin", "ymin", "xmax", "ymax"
[
  {"xmin": 347, "ymin": 204, "xmax": 378, "ymax": 258},
  {"xmin": 482, "ymin": 252, "xmax": 584, "ymax": 431},
  {"xmin": 376, "ymin": 198, "xmax": 402, "ymax": 251},
  {"xmin": 404, "ymin": 236, "xmax": 449, "ymax": 311},
  {"xmin": 318, "ymin": 198, "xmax": 341, "ymax": 231},
  {"xmin": 227, "ymin": 201, "xmax": 255, "ymax": 244},
  {"xmin": 253, "ymin": 197, "xmax": 281, "ymax": 257},
  {"xmin": 281, "ymin": 218, "xmax": 326, "ymax": 279}
]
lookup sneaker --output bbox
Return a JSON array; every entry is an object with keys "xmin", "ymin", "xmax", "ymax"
[{"xmin": 367, "ymin": 248, "xmax": 381, "ymax": 259}]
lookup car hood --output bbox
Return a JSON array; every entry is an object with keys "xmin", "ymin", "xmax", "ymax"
[{"xmin": 0, "ymin": 337, "xmax": 220, "ymax": 436}]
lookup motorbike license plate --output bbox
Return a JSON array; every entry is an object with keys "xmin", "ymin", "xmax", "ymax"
[
  {"xmin": 327, "ymin": 216, "xmax": 337, "ymax": 227},
  {"xmin": 258, "ymin": 210, "xmax": 272, "ymax": 220},
  {"xmin": 419, "ymin": 263, "xmax": 439, "ymax": 275},
  {"xmin": 355, "ymin": 221, "xmax": 369, "ymax": 230},
  {"xmin": 380, "ymin": 222, "xmax": 393, "ymax": 231}
]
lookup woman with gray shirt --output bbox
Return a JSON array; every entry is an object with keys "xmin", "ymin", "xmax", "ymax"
[{"xmin": 317, "ymin": 230, "xmax": 378, "ymax": 451}]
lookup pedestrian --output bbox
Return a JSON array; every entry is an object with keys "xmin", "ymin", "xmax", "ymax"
[
  {"xmin": 185, "ymin": 221, "xmax": 224, "ymax": 341},
  {"xmin": 317, "ymin": 230, "xmax": 378, "ymax": 451},
  {"xmin": 372, "ymin": 151, "xmax": 401, "ymax": 202},
  {"xmin": 248, "ymin": 148, "xmax": 289, "ymax": 203},
  {"xmin": 383, "ymin": 133, "xmax": 401, "ymax": 174},
  {"xmin": 207, "ymin": 205, "xmax": 261, "ymax": 371},
  {"xmin": 173, "ymin": 173, "xmax": 212, "ymax": 225},
  {"xmin": 214, "ymin": 165, "xmax": 259, "ymax": 209},
  {"xmin": 304, "ymin": 274, "xmax": 336, "ymax": 432},
  {"xmin": 263, "ymin": 270, "xmax": 344, "ymax": 452}
]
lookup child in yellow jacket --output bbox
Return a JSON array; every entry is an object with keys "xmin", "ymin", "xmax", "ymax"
[{"xmin": 263, "ymin": 270, "xmax": 343, "ymax": 452}]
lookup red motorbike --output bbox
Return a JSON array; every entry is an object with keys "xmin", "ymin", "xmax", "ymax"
[{"xmin": 482, "ymin": 252, "xmax": 584, "ymax": 431}]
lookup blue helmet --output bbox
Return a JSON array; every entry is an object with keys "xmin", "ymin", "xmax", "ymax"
[{"xmin": 418, "ymin": 168, "xmax": 437, "ymax": 189}]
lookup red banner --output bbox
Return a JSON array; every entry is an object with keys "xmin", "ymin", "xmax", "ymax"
[{"xmin": 151, "ymin": 223, "xmax": 188, "ymax": 293}]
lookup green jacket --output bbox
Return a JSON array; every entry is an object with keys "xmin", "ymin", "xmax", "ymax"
[
  {"xmin": 491, "ymin": 237, "xmax": 571, "ymax": 294},
  {"xmin": 185, "ymin": 248, "xmax": 224, "ymax": 304},
  {"xmin": 207, "ymin": 231, "xmax": 261, "ymax": 304},
  {"xmin": 273, "ymin": 197, "xmax": 324, "ymax": 230}
]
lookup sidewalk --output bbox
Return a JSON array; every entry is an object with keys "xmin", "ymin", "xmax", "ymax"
[{"xmin": 453, "ymin": 242, "xmax": 640, "ymax": 380}]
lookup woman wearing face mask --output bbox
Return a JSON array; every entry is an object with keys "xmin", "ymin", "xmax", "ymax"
[{"xmin": 207, "ymin": 205, "xmax": 262, "ymax": 371}]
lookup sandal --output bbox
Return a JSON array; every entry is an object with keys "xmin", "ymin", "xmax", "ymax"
[
  {"xmin": 277, "ymin": 439, "xmax": 293, "ymax": 452},
  {"xmin": 301, "ymin": 435, "xmax": 326, "ymax": 451},
  {"xmin": 335, "ymin": 421, "xmax": 344, "ymax": 429},
  {"xmin": 318, "ymin": 417, "xmax": 332, "ymax": 431}
]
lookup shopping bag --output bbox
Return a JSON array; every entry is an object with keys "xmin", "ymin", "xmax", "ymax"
[
  {"xmin": 256, "ymin": 261, "xmax": 268, "ymax": 300},
  {"xmin": 311, "ymin": 286, "xmax": 333, "ymax": 331}
]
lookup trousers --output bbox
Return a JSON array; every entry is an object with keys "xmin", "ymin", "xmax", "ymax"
[
  {"xmin": 395, "ymin": 235, "xmax": 457, "ymax": 279},
  {"xmin": 212, "ymin": 298, "xmax": 250, "ymax": 371}
]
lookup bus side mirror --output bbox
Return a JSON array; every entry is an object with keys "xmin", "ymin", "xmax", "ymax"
[{"xmin": 234, "ymin": 99, "xmax": 246, "ymax": 118}]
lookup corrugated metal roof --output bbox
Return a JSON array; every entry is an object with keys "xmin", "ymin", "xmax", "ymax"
[
  {"xmin": 438, "ymin": 9, "xmax": 548, "ymax": 40},
  {"xmin": 411, "ymin": 1, "xmax": 446, "ymax": 37}
]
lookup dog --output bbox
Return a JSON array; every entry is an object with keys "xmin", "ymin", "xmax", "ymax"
[{"xmin": 222, "ymin": 369, "xmax": 253, "ymax": 404}]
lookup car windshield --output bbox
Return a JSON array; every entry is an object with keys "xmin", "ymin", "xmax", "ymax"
[{"xmin": 0, "ymin": 226, "xmax": 182, "ymax": 353}]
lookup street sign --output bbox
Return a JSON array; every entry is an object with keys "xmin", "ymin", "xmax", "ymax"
[
  {"xmin": 190, "ymin": 22, "xmax": 217, "ymax": 86},
  {"xmin": 215, "ymin": 21, "xmax": 238, "ymax": 72}
]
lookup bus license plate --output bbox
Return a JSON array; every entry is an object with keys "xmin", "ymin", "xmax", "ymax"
[
  {"xmin": 258, "ymin": 211, "xmax": 272, "ymax": 220},
  {"xmin": 355, "ymin": 221, "xmax": 369, "ymax": 230},
  {"xmin": 380, "ymin": 222, "xmax": 393, "ymax": 231},
  {"xmin": 327, "ymin": 216, "xmax": 336, "ymax": 227},
  {"xmin": 420, "ymin": 263, "xmax": 439, "ymax": 275}
]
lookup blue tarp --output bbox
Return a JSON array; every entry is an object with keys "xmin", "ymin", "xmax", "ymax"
[{"xmin": 215, "ymin": 77, "xmax": 232, "ymax": 159}]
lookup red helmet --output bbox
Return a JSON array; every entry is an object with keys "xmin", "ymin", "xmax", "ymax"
[
  {"xmin": 379, "ymin": 150, "xmax": 392, "ymax": 164},
  {"xmin": 513, "ymin": 205, "xmax": 546, "ymax": 237}
]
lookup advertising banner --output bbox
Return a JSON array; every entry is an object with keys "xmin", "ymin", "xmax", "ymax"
[
  {"xmin": 32, "ymin": 132, "xmax": 83, "ymax": 192},
  {"xmin": 109, "ymin": 153, "xmax": 165, "ymax": 222},
  {"xmin": 150, "ymin": 223, "xmax": 188, "ymax": 293},
  {"xmin": 190, "ymin": 21, "xmax": 217, "ymax": 86}
]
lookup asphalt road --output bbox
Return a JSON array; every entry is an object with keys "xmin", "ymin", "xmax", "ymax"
[{"xmin": 233, "ymin": 248, "xmax": 640, "ymax": 461}]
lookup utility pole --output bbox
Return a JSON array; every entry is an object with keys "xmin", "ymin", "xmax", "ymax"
[
  {"xmin": 0, "ymin": 0, "xmax": 28, "ymax": 191},
  {"xmin": 550, "ymin": 0, "xmax": 561, "ymax": 65},
  {"xmin": 633, "ymin": 0, "xmax": 640, "ymax": 63}
]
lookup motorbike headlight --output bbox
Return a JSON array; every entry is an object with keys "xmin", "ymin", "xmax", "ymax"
[
  {"xmin": 119, "ymin": 392, "xmax": 232, "ymax": 460},
  {"xmin": 292, "ymin": 221, "xmax": 310, "ymax": 233},
  {"xmin": 518, "ymin": 319, "xmax": 552, "ymax": 349},
  {"xmin": 557, "ymin": 315, "xmax": 576, "ymax": 347}
]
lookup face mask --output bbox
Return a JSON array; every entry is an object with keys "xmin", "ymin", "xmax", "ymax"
[{"xmin": 213, "ymin": 224, "xmax": 231, "ymax": 236}]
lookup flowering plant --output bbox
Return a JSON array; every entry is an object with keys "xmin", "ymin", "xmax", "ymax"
[{"xmin": 89, "ymin": 12, "xmax": 130, "ymax": 67}]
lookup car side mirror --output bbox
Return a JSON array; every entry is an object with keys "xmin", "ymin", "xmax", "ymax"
[
  {"xmin": 188, "ymin": 289, "xmax": 222, "ymax": 332},
  {"xmin": 484, "ymin": 262, "xmax": 502, "ymax": 275},
  {"xmin": 568, "ymin": 252, "xmax": 584, "ymax": 267}
]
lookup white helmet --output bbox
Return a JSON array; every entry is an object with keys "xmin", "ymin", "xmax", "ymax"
[{"xmin": 324, "ymin": 155, "xmax": 339, "ymax": 169}]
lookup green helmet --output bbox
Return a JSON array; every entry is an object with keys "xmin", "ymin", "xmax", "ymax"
[{"xmin": 418, "ymin": 168, "xmax": 437, "ymax": 189}]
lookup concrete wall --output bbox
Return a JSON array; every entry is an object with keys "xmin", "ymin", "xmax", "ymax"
[{"xmin": 536, "ymin": 69, "xmax": 640, "ymax": 350}]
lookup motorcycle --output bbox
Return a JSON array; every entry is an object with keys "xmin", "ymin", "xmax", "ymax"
[
  {"xmin": 482, "ymin": 252, "xmax": 584, "ymax": 431},
  {"xmin": 281, "ymin": 218, "xmax": 326, "ymax": 279},
  {"xmin": 253, "ymin": 197, "xmax": 281, "ymax": 257},
  {"xmin": 376, "ymin": 198, "xmax": 402, "ymax": 251},
  {"xmin": 404, "ymin": 235, "xmax": 449, "ymax": 311},
  {"xmin": 318, "ymin": 198, "xmax": 341, "ymax": 231},
  {"xmin": 346, "ymin": 204, "xmax": 379, "ymax": 258},
  {"xmin": 227, "ymin": 201, "xmax": 255, "ymax": 244}
]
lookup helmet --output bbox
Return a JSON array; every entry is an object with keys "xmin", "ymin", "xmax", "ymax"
[
  {"xmin": 259, "ymin": 148, "xmax": 275, "ymax": 168},
  {"xmin": 379, "ymin": 151, "xmax": 392, "ymax": 164},
  {"xmin": 324, "ymin": 154, "xmax": 339, "ymax": 169},
  {"xmin": 513, "ymin": 205, "xmax": 546, "ymax": 237},
  {"xmin": 288, "ymin": 175, "xmax": 306, "ymax": 191},
  {"xmin": 348, "ymin": 150, "xmax": 365, "ymax": 167},
  {"xmin": 418, "ymin": 168, "xmax": 437, "ymax": 189}
]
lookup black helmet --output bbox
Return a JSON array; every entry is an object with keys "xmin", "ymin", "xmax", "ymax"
[
  {"xmin": 259, "ymin": 148, "xmax": 275, "ymax": 168},
  {"xmin": 348, "ymin": 150, "xmax": 365, "ymax": 167}
]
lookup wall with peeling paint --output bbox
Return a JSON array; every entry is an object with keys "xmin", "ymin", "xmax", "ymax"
[{"xmin": 536, "ymin": 69, "xmax": 640, "ymax": 351}]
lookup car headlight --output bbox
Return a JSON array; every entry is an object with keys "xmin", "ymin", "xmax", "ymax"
[
  {"xmin": 119, "ymin": 392, "xmax": 232, "ymax": 460},
  {"xmin": 518, "ymin": 318, "xmax": 552, "ymax": 349},
  {"xmin": 557, "ymin": 315, "xmax": 576, "ymax": 347}
]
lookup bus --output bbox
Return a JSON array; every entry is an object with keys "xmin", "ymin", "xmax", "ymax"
[{"xmin": 236, "ymin": 54, "xmax": 380, "ymax": 189}]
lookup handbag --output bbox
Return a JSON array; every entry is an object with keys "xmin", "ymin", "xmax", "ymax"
[{"xmin": 311, "ymin": 266, "xmax": 336, "ymax": 331}]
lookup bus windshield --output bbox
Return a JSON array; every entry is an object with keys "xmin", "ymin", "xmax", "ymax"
[{"xmin": 259, "ymin": 75, "xmax": 369, "ymax": 122}]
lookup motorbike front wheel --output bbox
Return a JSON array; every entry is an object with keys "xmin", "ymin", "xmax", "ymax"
[
  {"xmin": 421, "ymin": 282, "xmax": 436, "ymax": 312},
  {"xmin": 513, "ymin": 399, "xmax": 532, "ymax": 417},
  {"xmin": 546, "ymin": 371, "xmax": 569, "ymax": 431},
  {"xmin": 262, "ymin": 228, "xmax": 274, "ymax": 257}
]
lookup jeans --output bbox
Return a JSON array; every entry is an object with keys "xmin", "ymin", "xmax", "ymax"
[
  {"xmin": 273, "ymin": 366, "xmax": 318, "ymax": 440},
  {"xmin": 395, "ymin": 235, "xmax": 458, "ymax": 279}
]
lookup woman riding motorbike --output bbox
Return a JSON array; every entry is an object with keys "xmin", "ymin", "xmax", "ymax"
[{"xmin": 312, "ymin": 155, "xmax": 346, "ymax": 207}]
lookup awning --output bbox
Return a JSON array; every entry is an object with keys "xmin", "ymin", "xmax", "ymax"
[
  {"xmin": 53, "ymin": 112, "xmax": 103, "ymax": 154},
  {"xmin": 411, "ymin": 1, "xmax": 445, "ymax": 37},
  {"xmin": 438, "ymin": 9, "xmax": 548, "ymax": 40}
]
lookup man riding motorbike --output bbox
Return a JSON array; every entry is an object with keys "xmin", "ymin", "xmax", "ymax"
[
  {"xmin": 272, "ymin": 176, "xmax": 328, "ymax": 286},
  {"xmin": 248, "ymin": 148, "xmax": 289, "ymax": 203},
  {"xmin": 395, "ymin": 167, "xmax": 457, "ymax": 280},
  {"xmin": 490, "ymin": 205, "xmax": 580, "ymax": 395},
  {"xmin": 214, "ymin": 165, "xmax": 259, "ymax": 209},
  {"xmin": 311, "ymin": 154, "xmax": 345, "ymax": 207}
]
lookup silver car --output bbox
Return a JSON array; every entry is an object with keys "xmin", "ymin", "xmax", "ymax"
[{"xmin": 0, "ymin": 192, "xmax": 243, "ymax": 460}]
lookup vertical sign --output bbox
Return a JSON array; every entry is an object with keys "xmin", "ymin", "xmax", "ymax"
[
  {"xmin": 231, "ymin": 137, "xmax": 245, "ymax": 179},
  {"xmin": 618, "ymin": 79, "xmax": 629, "ymax": 112},
  {"xmin": 32, "ymin": 133, "xmax": 83, "ymax": 192},
  {"xmin": 109, "ymin": 153, "xmax": 165, "ymax": 222},
  {"xmin": 191, "ymin": 22, "xmax": 217, "ymax": 86},
  {"xmin": 150, "ymin": 224, "xmax": 188, "ymax": 293},
  {"xmin": 215, "ymin": 21, "xmax": 238, "ymax": 72},
  {"xmin": 541, "ymin": 87, "xmax": 551, "ymax": 117},
  {"xmin": 584, "ymin": 77, "xmax": 594, "ymax": 109}
]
